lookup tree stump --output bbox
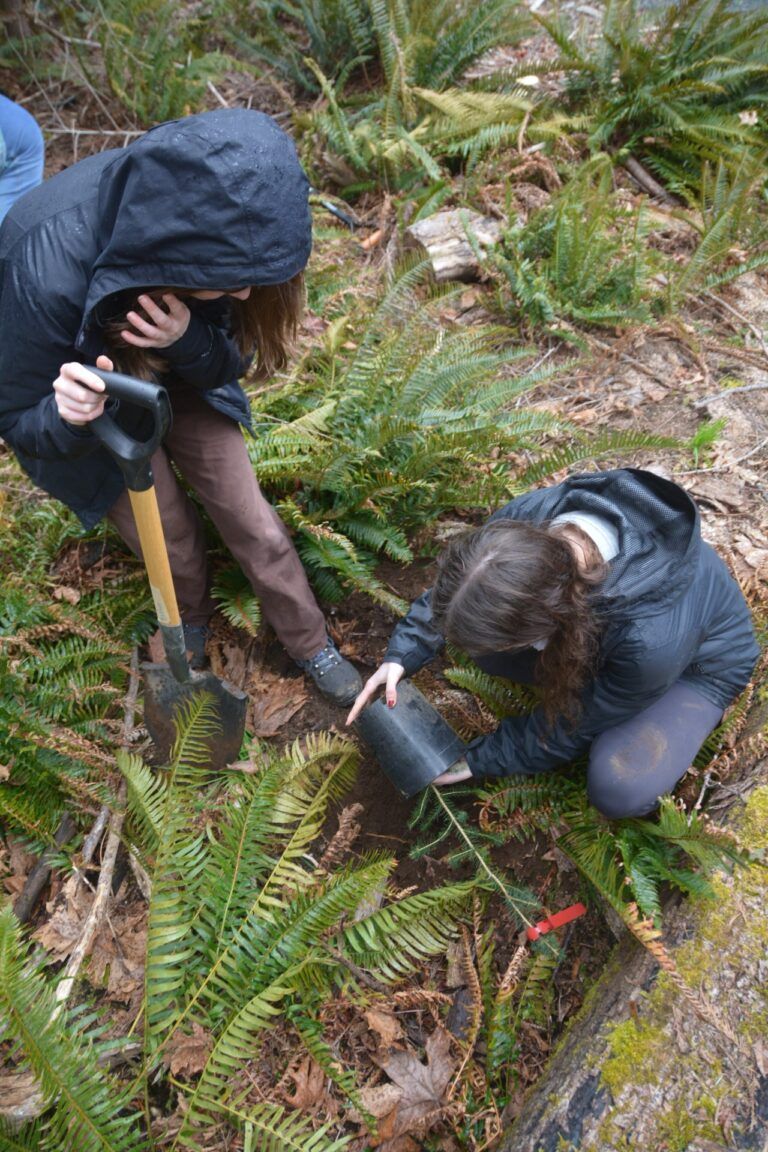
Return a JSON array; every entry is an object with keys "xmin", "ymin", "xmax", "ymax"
[{"xmin": 403, "ymin": 209, "xmax": 503, "ymax": 282}]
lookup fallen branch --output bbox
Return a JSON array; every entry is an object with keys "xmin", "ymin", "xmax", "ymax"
[
  {"xmin": 621, "ymin": 155, "xmax": 678, "ymax": 206},
  {"xmin": 693, "ymin": 380, "xmax": 768, "ymax": 409},
  {"xmin": 53, "ymin": 649, "xmax": 141, "ymax": 1011}
]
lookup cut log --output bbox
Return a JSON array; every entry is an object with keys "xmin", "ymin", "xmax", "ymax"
[
  {"xmin": 498, "ymin": 752, "xmax": 768, "ymax": 1152},
  {"xmin": 403, "ymin": 208, "xmax": 503, "ymax": 283}
]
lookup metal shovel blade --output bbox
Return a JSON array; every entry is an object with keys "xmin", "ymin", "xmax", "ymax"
[{"xmin": 141, "ymin": 662, "xmax": 248, "ymax": 770}]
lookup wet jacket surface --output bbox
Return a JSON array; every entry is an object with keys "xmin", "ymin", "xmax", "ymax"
[
  {"xmin": 0, "ymin": 108, "xmax": 311, "ymax": 528},
  {"xmin": 385, "ymin": 469, "xmax": 760, "ymax": 778}
]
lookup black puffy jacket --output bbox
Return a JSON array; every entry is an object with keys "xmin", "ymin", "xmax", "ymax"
[
  {"xmin": 385, "ymin": 469, "xmax": 760, "ymax": 778},
  {"xmin": 0, "ymin": 109, "xmax": 311, "ymax": 528}
]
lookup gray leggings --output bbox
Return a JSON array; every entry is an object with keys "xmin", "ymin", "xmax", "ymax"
[{"xmin": 474, "ymin": 651, "xmax": 723, "ymax": 818}]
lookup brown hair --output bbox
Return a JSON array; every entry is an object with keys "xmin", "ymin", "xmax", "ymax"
[
  {"xmin": 430, "ymin": 518, "xmax": 607, "ymax": 726},
  {"xmin": 100, "ymin": 273, "xmax": 305, "ymax": 381}
]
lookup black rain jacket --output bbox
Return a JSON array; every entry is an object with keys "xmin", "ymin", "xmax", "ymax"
[
  {"xmin": 385, "ymin": 469, "xmax": 759, "ymax": 778},
  {"xmin": 0, "ymin": 108, "xmax": 311, "ymax": 528}
]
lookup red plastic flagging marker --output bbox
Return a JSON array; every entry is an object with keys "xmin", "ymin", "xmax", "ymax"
[{"xmin": 526, "ymin": 902, "xmax": 587, "ymax": 942}]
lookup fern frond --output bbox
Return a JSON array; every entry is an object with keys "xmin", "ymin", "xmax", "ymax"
[
  {"xmin": 212, "ymin": 567, "xmax": 262, "ymax": 637},
  {"xmin": 0, "ymin": 908, "xmax": 146, "ymax": 1152},
  {"xmin": 338, "ymin": 880, "xmax": 476, "ymax": 981}
]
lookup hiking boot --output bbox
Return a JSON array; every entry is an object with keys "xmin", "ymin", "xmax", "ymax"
[{"xmin": 297, "ymin": 640, "xmax": 362, "ymax": 707}]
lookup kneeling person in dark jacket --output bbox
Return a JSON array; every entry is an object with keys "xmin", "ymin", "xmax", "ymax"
[{"xmin": 347, "ymin": 469, "xmax": 759, "ymax": 818}]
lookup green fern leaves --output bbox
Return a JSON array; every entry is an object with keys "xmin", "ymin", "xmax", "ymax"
[
  {"xmin": 249, "ymin": 262, "xmax": 562, "ymax": 606},
  {"xmin": 0, "ymin": 908, "xmax": 146, "ymax": 1152}
]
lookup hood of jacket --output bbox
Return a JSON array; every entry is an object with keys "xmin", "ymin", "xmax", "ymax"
[
  {"xmin": 495, "ymin": 468, "xmax": 701, "ymax": 618},
  {"xmin": 81, "ymin": 107, "xmax": 311, "ymax": 331}
]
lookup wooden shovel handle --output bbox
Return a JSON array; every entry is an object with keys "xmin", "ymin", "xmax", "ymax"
[{"xmin": 127, "ymin": 488, "xmax": 181, "ymax": 628}]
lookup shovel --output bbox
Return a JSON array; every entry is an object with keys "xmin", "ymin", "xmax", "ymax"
[{"xmin": 88, "ymin": 367, "xmax": 247, "ymax": 769}]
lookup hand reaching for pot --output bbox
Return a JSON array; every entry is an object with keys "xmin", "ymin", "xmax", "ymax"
[{"xmin": 345, "ymin": 661, "xmax": 406, "ymax": 725}]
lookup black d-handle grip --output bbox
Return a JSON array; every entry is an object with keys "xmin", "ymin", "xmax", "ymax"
[{"xmin": 87, "ymin": 367, "xmax": 171, "ymax": 492}]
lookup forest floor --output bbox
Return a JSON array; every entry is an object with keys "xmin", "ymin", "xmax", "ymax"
[{"xmin": 3, "ymin": 11, "xmax": 768, "ymax": 1149}]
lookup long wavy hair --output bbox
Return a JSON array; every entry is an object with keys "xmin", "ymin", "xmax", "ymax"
[
  {"xmin": 99, "ymin": 273, "xmax": 304, "ymax": 382},
  {"xmin": 430, "ymin": 518, "xmax": 607, "ymax": 725}
]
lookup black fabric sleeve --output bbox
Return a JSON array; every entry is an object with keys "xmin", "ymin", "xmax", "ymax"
[
  {"xmin": 160, "ymin": 310, "xmax": 245, "ymax": 389},
  {"xmin": 0, "ymin": 390, "xmax": 106, "ymax": 460},
  {"xmin": 384, "ymin": 589, "xmax": 446, "ymax": 675}
]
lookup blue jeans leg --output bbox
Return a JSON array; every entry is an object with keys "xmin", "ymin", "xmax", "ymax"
[{"xmin": 0, "ymin": 95, "xmax": 45, "ymax": 224}]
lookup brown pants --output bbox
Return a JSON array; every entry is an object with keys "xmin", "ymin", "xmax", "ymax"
[{"xmin": 107, "ymin": 386, "xmax": 327, "ymax": 662}]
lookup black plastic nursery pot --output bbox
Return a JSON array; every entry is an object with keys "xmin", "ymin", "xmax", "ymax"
[{"xmin": 353, "ymin": 679, "xmax": 467, "ymax": 797}]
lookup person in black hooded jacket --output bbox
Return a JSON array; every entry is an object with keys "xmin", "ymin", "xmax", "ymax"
[
  {"xmin": 347, "ymin": 469, "xmax": 759, "ymax": 818},
  {"xmin": 0, "ymin": 108, "xmax": 361, "ymax": 705}
]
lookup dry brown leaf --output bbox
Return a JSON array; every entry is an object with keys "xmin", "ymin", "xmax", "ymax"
[
  {"xmin": 33, "ymin": 875, "xmax": 90, "ymax": 957},
  {"xmin": 164, "ymin": 1023, "xmax": 213, "ymax": 1079},
  {"xmin": 373, "ymin": 1027, "xmax": 457, "ymax": 1140},
  {"xmin": 364, "ymin": 1008, "xmax": 405, "ymax": 1050},
  {"xmin": 52, "ymin": 585, "xmax": 81, "ymax": 605},
  {"xmin": 88, "ymin": 906, "xmax": 146, "ymax": 1001},
  {"xmin": 247, "ymin": 669, "xmax": 308, "ymax": 737},
  {"xmin": 0, "ymin": 764, "xmax": 11, "ymax": 782},
  {"xmin": 378, "ymin": 1137, "xmax": 420, "ymax": 1152},
  {"xmin": 687, "ymin": 475, "xmax": 746, "ymax": 514},
  {"xmin": 3, "ymin": 837, "xmax": 38, "ymax": 898},
  {"xmin": 280, "ymin": 1055, "xmax": 331, "ymax": 1113},
  {"xmin": 34, "ymin": 878, "xmax": 146, "ymax": 1001},
  {"xmin": 353, "ymin": 1083, "xmax": 402, "ymax": 1121}
]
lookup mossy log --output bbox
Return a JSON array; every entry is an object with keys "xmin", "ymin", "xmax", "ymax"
[
  {"xmin": 403, "ymin": 209, "xmax": 503, "ymax": 282},
  {"xmin": 499, "ymin": 759, "xmax": 768, "ymax": 1152}
]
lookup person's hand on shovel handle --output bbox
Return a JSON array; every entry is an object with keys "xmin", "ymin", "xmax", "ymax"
[{"xmin": 53, "ymin": 355, "xmax": 114, "ymax": 426}]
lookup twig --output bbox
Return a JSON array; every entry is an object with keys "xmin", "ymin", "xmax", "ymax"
[
  {"xmin": 704, "ymin": 291, "xmax": 768, "ymax": 363},
  {"xmin": 53, "ymin": 784, "xmax": 127, "ymax": 1010},
  {"xmin": 517, "ymin": 109, "xmax": 531, "ymax": 155},
  {"xmin": 693, "ymin": 381, "xmax": 768, "ymax": 409},
  {"xmin": 81, "ymin": 805, "xmax": 111, "ymax": 863},
  {"xmin": 207, "ymin": 81, "xmax": 229, "ymax": 108},
  {"xmin": 588, "ymin": 335, "xmax": 673, "ymax": 391}
]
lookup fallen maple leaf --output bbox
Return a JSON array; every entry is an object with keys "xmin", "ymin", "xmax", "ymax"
[
  {"xmin": 164, "ymin": 1023, "xmax": 213, "ymax": 1079},
  {"xmin": 373, "ymin": 1027, "xmax": 457, "ymax": 1144}
]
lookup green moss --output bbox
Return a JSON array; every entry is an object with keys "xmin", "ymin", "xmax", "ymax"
[
  {"xmin": 655, "ymin": 1101, "xmax": 724, "ymax": 1151},
  {"xmin": 601, "ymin": 1018, "xmax": 667, "ymax": 1098},
  {"xmin": 739, "ymin": 785, "xmax": 768, "ymax": 852}
]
